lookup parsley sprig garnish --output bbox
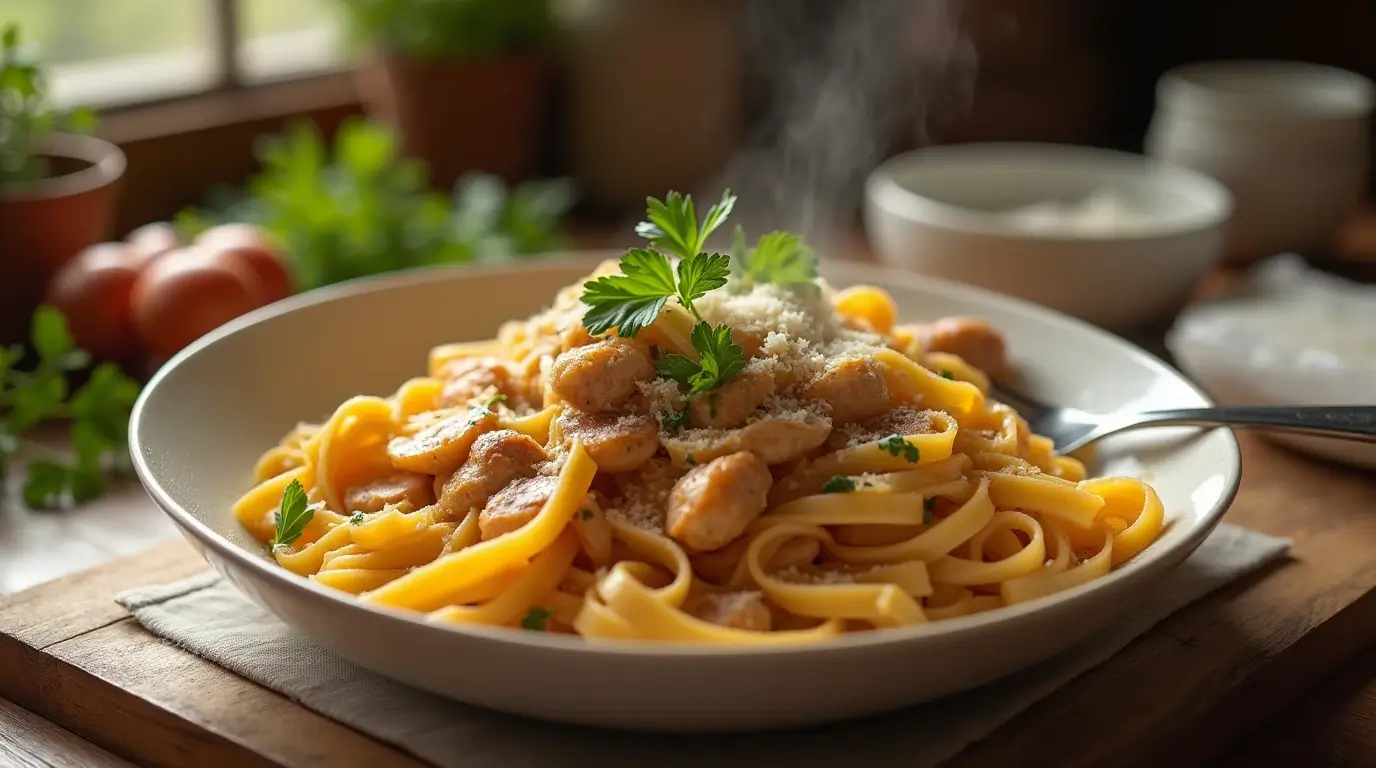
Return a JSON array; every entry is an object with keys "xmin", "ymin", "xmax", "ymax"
[
  {"xmin": 734, "ymin": 228, "xmax": 819, "ymax": 289},
  {"xmin": 877, "ymin": 434, "xmax": 920, "ymax": 463},
  {"xmin": 271, "ymin": 478, "xmax": 317, "ymax": 549},
  {"xmin": 581, "ymin": 190, "xmax": 747, "ymax": 398},
  {"xmin": 655, "ymin": 323, "xmax": 748, "ymax": 396},
  {"xmin": 635, "ymin": 189, "xmax": 736, "ymax": 261}
]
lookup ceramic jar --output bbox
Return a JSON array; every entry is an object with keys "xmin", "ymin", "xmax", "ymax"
[{"xmin": 1146, "ymin": 60, "xmax": 1374, "ymax": 266}]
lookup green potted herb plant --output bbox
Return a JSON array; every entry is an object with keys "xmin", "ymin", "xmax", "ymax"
[
  {"xmin": 342, "ymin": 0, "xmax": 557, "ymax": 189},
  {"xmin": 0, "ymin": 24, "xmax": 125, "ymax": 346}
]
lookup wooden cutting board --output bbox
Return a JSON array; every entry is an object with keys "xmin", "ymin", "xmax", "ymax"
[{"xmin": 0, "ymin": 431, "xmax": 1374, "ymax": 768}]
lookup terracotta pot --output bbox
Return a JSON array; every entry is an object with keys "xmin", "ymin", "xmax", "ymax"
[
  {"xmin": 358, "ymin": 52, "xmax": 549, "ymax": 189},
  {"xmin": 558, "ymin": 0, "xmax": 745, "ymax": 211},
  {"xmin": 0, "ymin": 133, "xmax": 126, "ymax": 345}
]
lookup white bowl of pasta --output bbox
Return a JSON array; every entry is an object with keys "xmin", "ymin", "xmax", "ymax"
[{"xmin": 131, "ymin": 235, "xmax": 1239, "ymax": 731}]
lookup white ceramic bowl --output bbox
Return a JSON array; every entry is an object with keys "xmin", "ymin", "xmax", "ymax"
[
  {"xmin": 864, "ymin": 143, "xmax": 1234, "ymax": 332},
  {"xmin": 130, "ymin": 257, "xmax": 1240, "ymax": 732},
  {"xmin": 1146, "ymin": 60, "xmax": 1374, "ymax": 266}
]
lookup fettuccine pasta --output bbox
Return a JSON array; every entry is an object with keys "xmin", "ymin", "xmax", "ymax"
[{"xmin": 237, "ymin": 198, "xmax": 1165, "ymax": 645}]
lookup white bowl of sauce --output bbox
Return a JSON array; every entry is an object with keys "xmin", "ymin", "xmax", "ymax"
[{"xmin": 864, "ymin": 143, "xmax": 1234, "ymax": 331}]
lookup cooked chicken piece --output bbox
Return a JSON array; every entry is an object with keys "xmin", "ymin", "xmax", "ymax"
[
  {"xmin": 663, "ymin": 410, "xmax": 832, "ymax": 467},
  {"xmin": 478, "ymin": 474, "xmax": 558, "ymax": 540},
  {"xmin": 803, "ymin": 357, "xmax": 890, "ymax": 425},
  {"xmin": 343, "ymin": 473, "xmax": 435, "ymax": 514},
  {"xmin": 437, "ymin": 429, "xmax": 547, "ymax": 521},
  {"xmin": 826, "ymin": 406, "xmax": 935, "ymax": 451},
  {"xmin": 553, "ymin": 408, "xmax": 659, "ymax": 473},
  {"xmin": 667, "ymin": 452, "xmax": 772, "ymax": 551},
  {"xmin": 387, "ymin": 408, "xmax": 497, "ymax": 475},
  {"xmin": 689, "ymin": 364, "xmax": 776, "ymax": 430},
  {"xmin": 435, "ymin": 357, "xmax": 523, "ymax": 409},
  {"xmin": 915, "ymin": 317, "xmax": 1012, "ymax": 382},
  {"xmin": 682, "ymin": 590, "xmax": 772, "ymax": 631},
  {"xmin": 549, "ymin": 338, "xmax": 652, "ymax": 412}
]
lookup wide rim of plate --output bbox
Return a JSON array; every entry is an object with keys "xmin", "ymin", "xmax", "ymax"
[{"xmin": 130, "ymin": 252, "xmax": 1242, "ymax": 659}]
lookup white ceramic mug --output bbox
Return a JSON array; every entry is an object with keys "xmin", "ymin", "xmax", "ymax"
[{"xmin": 1145, "ymin": 60, "xmax": 1374, "ymax": 266}]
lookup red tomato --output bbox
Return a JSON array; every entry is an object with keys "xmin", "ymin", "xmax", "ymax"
[
  {"xmin": 125, "ymin": 222, "xmax": 181, "ymax": 268},
  {"xmin": 130, "ymin": 247, "xmax": 267, "ymax": 359},
  {"xmin": 197, "ymin": 223, "xmax": 293, "ymax": 303},
  {"xmin": 45, "ymin": 242, "xmax": 144, "ymax": 362}
]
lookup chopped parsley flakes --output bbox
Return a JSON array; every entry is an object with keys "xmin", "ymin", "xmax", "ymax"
[{"xmin": 877, "ymin": 434, "xmax": 920, "ymax": 463}]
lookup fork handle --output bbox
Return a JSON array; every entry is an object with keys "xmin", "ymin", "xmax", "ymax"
[{"xmin": 1132, "ymin": 406, "xmax": 1376, "ymax": 442}]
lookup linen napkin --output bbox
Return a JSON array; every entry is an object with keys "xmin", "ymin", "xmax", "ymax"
[{"xmin": 117, "ymin": 523, "xmax": 1288, "ymax": 768}]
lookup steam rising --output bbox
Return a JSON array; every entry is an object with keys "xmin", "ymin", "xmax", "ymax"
[{"xmin": 713, "ymin": 0, "xmax": 977, "ymax": 252}]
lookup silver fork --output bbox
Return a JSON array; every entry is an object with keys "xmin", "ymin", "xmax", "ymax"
[{"xmin": 988, "ymin": 381, "xmax": 1376, "ymax": 456}]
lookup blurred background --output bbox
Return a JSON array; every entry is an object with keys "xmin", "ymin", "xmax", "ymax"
[{"xmin": 2, "ymin": 0, "xmax": 1375, "ymax": 365}]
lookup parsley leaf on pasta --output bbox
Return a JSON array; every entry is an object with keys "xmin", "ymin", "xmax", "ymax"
[
  {"xmin": 822, "ymin": 476, "xmax": 856, "ymax": 494},
  {"xmin": 740, "ymin": 231, "xmax": 818, "ymax": 288},
  {"xmin": 271, "ymin": 479, "xmax": 314, "ymax": 548},
  {"xmin": 521, "ymin": 606, "xmax": 554, "ymax": 631},
  {"xmin": 635, "ymin": 189, "xmax": 736, "ymax": 260},
  {"xmin": 675, "ymin": 252, "xmax": 730, "ymax": 314},
  {"xmin": 878, "ymin": 434, "xmax": 920, "ymax": 463},
  {"xmin": 654, "ymin": 322, "xmax": 747, "ymax": 395},
  {"xmin": 580, "ymin": 248, "xmax": 677, "ymax": 337}
]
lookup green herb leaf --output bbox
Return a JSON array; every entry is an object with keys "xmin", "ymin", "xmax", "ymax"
[
  {"xmin": 635, "ymin": 189, "xmax": 736, "ymax": 260},
  {"xmin": 658, "ymin": 405, "xmax": 690, "ymax": 431},
  {"xmin": 30, "ymin": 305, "xmax": 73, "ymax": 362},
  {"xmin": 940, "ymin": 370, "xmax": 954, "ymax": 380},
  {"xmin": 686, "ymin": 322, "xmax": 747, "ymax": 395},
  {"xmin": 684, "ymin": 453, "xmax": 697, "ymax": 467},
  {"xmin": 821, "ymin": 476, "xmax": 856, "ymax": 494},
  {"xmin": 272, "ymin": 479, "xmax": 314, "ymax": 548},
  {"xmin": 636, "ymin": 191, "xmax": 699, "ymax": 260},
  {"xmin": 349, "ymin": 512, "xmax": 366, "ymax": 525},
  {"xmin": 697, "ymin": 189, "xmax": 737, "ymax": 250},
  {"xmin": 22, "ymin": 459, "xmax": 67, "ymax": 509},
  {"xmin": 877, "ymin": 434, "xmax": 920, "ymax": 463},
  {"xmin": 740, "ymin": 231, "xmax": 818, "ymax": 288},
  {"xmin": 654, "ymin": 354, "xmax": 701, "ymax": 389},
  {"xmin": 654, "ymin": 322, "xmax": 747, "ymax": 395},
  {"xmin": 580, "ymin": 248, "xmax": 676, "ymax": 337},
  {"xmin": 675, "ymin": 252, "xmax": 730, "ymax": 313},
  {"xmin": 578, "ymin": 508, "xmax": 595, "ymax": 520},
  {"xmin": 520, "ymin": 606, "xmax": 554, "ymax": 631}
]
